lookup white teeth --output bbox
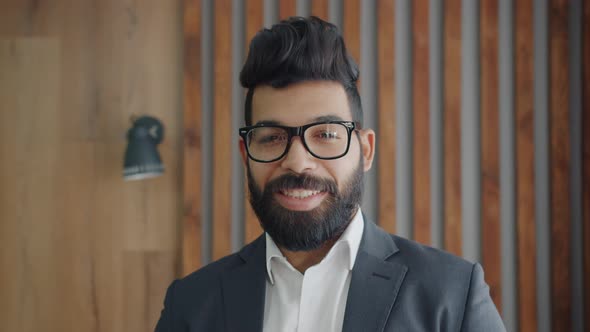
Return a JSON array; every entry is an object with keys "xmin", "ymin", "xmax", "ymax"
[{"xmin": 281, "ymin": 189, "xmax": 321, "ymax": 199}]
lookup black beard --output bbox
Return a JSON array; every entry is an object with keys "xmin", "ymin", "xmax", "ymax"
[{"xmin": 247, "ymin": 159, "xmax": 364, "ymax": 251}]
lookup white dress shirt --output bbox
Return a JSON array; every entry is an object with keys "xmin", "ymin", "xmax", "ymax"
[{"xmin": 263, "ymin": 209, "xmax": 364, "ymax": 332}]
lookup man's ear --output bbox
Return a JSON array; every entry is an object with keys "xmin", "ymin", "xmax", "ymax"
[
  {"xmin": 239, "ymin": 139, "xmax": 248, "ymax": 166},
  {"xmin": 358, "ymin": 129, "xmax": 375, "ymax": 172}
]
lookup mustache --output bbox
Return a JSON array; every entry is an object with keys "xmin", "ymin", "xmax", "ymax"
[{"xmin": 265, "ymin": 173, "xmax": 338, "ymax": 195}]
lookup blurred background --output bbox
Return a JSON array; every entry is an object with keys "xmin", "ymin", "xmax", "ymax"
[{"xmin": 1, "ymin": 0, "xmax": 588, "ymax": 331}]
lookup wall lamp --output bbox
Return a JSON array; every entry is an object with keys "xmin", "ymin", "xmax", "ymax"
[{"xmin": 123, "ymin": 116, "xmax": 165, "ymax": 181}]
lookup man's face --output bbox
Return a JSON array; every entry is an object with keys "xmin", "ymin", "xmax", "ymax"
[{"xmin": 239, "ymin": 81, "xmax": 375, "ymax": 251}]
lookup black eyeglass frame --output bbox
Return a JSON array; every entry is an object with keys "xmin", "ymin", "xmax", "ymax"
[{"xmin": 238, "ymin": 120, "xmax": 360, "ymax": 163}]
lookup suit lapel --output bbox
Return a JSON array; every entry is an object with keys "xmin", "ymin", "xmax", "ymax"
[
  {"xmin": 221, "ymin": 236, "xmax": 267, "ymax": 332},
  {"xmin": 342, "ymin": 219, "xmax": 408, "ymax": 332}
]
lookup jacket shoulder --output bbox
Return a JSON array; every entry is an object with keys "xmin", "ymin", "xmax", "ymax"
[
  {"xmin": 389, "ymin": 234, "xmax": 474, "ymax": 271},
  {"xmin": 381, "ymin": 235, "xmax": 504, "ymax": 331},
  {"xmin": 173, "ymin": 236, "xmax": 264, "ymax": 303},
  {"xmin": 387, "ymin": 235, "xmax": 477, "ymax": 302}
]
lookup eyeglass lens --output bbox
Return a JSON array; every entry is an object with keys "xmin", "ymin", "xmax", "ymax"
[{"xmin": 246, "ymin": 123, "xmax": 349, "ymax": 161}]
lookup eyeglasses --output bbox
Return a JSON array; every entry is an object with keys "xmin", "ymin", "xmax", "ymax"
[{"xmin": 239, "ymin": 121, "xmax": 358, "ymax": 163}]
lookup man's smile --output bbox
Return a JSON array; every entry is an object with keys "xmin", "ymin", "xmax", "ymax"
[
  {"xmin": 274, "ymin": 189, "xmax": 328, "ymax": 211},
  {"xmin": 280, "ymin": 189, "xmax": 323, "ymax": 199}
]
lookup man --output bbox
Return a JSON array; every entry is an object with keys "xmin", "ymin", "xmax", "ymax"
[{"xmin": 155, "ymin": 16, "xmax": 505, "ymax": 331}]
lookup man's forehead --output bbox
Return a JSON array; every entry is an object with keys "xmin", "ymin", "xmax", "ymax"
[
  {"xmin": 252, "ymin": 81, "xmax": 346, "ymax": 98},
  {"xmin": 250, "ymin": 81, "xmax": 352, "ymax": 124}
]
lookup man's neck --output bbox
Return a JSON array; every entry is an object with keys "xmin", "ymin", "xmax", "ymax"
[{"xmin": 278, "ymin": 238, "xmax": 337, "ymax": 273}]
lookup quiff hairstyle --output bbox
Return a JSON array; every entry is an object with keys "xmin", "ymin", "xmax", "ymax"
[{"xmin": 239, "ymin": 16, "xmax": 362, "ymax": 126}]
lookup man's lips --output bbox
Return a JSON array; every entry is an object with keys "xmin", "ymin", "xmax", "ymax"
[
  {"xmin": 274, "ymin": 189, "xmax": 328, "ymax": 211},
  {"xmin": 280, "ymin": 189, "xmax": 322, "ymax": 198}
]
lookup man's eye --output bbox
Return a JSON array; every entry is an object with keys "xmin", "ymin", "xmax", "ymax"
[
  {"xmin": 257, "ymin": 135, "xmax": 287, "ymax": 144},
  {"xmin": 317, "ymin": 131, "xmax": 340, "ymax": 139}
]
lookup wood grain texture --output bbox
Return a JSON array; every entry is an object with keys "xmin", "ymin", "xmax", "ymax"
[
  {"xmin": 480, "ymin": 0, "xmax": 502, "ymax": 312},
  {"xmin": 443, "ymin": 0, "xmax": 462, "ymax": 256},
  {"xmin": 183, "ymin": 0, "xmax": 202, "ymax": 274},
  {"xmin": 244, "ymin": 0, "xmax": 264, "ymax": 244},
  {"xmin": 583, "ymin": 0, "xmax": 590, "ymax": 326},
  {"xmin": 549, "ymin": 0, "xmax": 571, "ymax": 330},
  {"xmin": 311, "ymin": 0, "xmax": 329, "ymax": 21},
  {"xmin": 343, "ymin": 0, "xmax": 361, "ymax": 68},
  {"xmin": 0, "ymin": 38, "xmax": 62, "ymax": 332},
  {"xmin": 0, "ymin": 2, "xmax": 182, "ymax": 332},
  {"xmin": 515, "ymin": 0, "xmax": 537, "ymax": 330},
  {"xmin": 377, "ymin": 0, "xmax": 396, "ymax": 234},
  {"xmin": 123, "ymin": 251, "xmax": 176, "ymax": 332},
  {"xmin": 412, "ymin": 0, "xmax": 431, "ymax": 246},
  {"xmin": 56, "ymin": 0, "xmax": 100, "ymax": 141},
  {"xmin": 246, "ymin": 0, "xmax": 264, "ymax": 50},
  {"xmin": 213, "ymin": 0, "xmax": 233, "ymax": 260},
  {"xmin": 120, "ymin": 0, "xmax": 182, "ymax": 252},
  {"xmin": 279, "ymin": 0, "xmax": 297, "ymax": 20}
]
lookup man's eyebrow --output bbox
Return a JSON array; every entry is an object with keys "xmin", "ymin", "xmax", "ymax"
[
  {"xmin": 313, "ymin": 115, "xmax": 345, "ymax": 122},
  {"xmin": 254, "ymin": 120, "xmax": 281, "ymax": 126},
  {"xmin": 254, "ymin": 115, "xmax": 345, "ymax": 126}
]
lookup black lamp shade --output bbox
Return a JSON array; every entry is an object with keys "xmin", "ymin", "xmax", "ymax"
[{"xmin": 123, "ymin": 116, "xmax": 165, "ymax": 181}]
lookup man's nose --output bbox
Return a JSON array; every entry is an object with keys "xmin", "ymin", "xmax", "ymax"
[{"xmin": 280, "ymin": 137, "xmax": 317, "ymax": 173}]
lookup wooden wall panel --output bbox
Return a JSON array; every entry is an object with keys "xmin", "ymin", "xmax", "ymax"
[
  {"xmin": 0, "ymin": 2, "xmax": 183, "ymax": 332},
  {"xmin": 311, "ymin": 0, "xmax": 329, "ymax": 21},
  {"xmin": 279, "ymin": 0, "xmax": 297, "ymax": 20},
  {"xmin": 377, "ymin": 0, "xmax": 396, "ymax": 234},
  {"xmin": 0, "ymin": 39, "xmax": 62, "ymax": 332},
  {"xmin": 52, "ymin": 143, "xmax": 98, "ymax": 332},
  {"xmin": 183, "ymin": 0, "xmax": 202, "ymax": 274},
  {"xmin": 57, "ymin": 0, "xmax": 99, "ymax": 141},
  {"xmin": 515, "ymin": 0, "xmax": 537, "ymax": 331},
  {"xmin": 480, "ymin": 0, "xmax": 502, "ymax": 311},
  {"xmin": 412, "ymin": 0, "xmax": 431, "ymax": 246},
  {"xmin": 549, "ymin": 0, "xmax": 571, "ymax": 330},
  {"xmin": 244, "ymin": 0, "xmax": 264, "ymax": 244},
  {"xmin": 584, "ymin": 0, "xmax": 590, "ymax": 325},
  {"xmin": 123, "ymin": 251, "xmax": 176, "ymax": 332},
  {"xmin": 0, "ymin": 2, "xmax": 30, "ymax": 34},
  {"xmin": 213, "ymin": 0, "xmax": 233, "ymax": 260},
  {"xmin": 343, "ymin": 0, "xmax": 361, "ymax": 67},
  {"xmin": 246, "ymin": 0, "xmax": 264, "ymax": 42},
  {"xmin": 443, "ymin": 0, "xmax": 462, "ymax": 256},
  {"xmin": 119, "ymin": 0, "xmax": 183, "ymax": 249}
]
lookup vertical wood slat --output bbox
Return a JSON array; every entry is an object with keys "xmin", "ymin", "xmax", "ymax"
[
  {"xmin": 343, "ymin": 0, "xmax": 361, "ymax": 67},
  {"xmin": 244, "ymin": 0, "xmax": 264, "ymax": 244},
  {"xmin": 584, "ymin": 0, "xmax": 590, "ymax": 326},
  {"xmin": 311, "ymin": 0, "xmax": 329, "ymax": 21},
  {"xmin": 549, "ymin": 0, "xmax": 571, "ymax": 330},
  {"xmin": 213, "ymin": 0, "xmax": 233, "ymax": 260},
  {"xmin": 377, "ymin": 0, "xmax": 396, "ymax": 234},
  {"xmin": 480, "ymin": 0, "xmax": 502, "ymax": 311},
  {"xmin": 279, "ymin": 0, "xmax": 297, "ymax": 20},
  {"xmin": 412, "ymin": 0, "xmax": 431, "ymax": 245},
  {"xmin": 443, "ymin": 0, "xmax": 462, "ymax": 256},
  {"xmin": 182, "ymin": 0, "xmax": 202, "ymax": 275},
  {"xmin": 516, "ymin": 0, "xmax": 537, "ymax": 330},
  {"xmin": 246, "ymin": 0, "xmax": 264, "ymax": 42}
]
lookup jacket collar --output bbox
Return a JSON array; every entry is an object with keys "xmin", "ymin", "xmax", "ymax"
[
  {"xmin": 221, "ymin": 235, "xmax": 267, "ymax": 332},
  {"xmin": 342, "ymin": 217, "xmax": 408, "ymax": 332},
  {"xmin": 220, "ymin": 216, "xmax": 407, "ymax": 332}
]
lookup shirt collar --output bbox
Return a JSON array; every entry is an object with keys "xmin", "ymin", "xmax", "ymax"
[{"xmin": 265, "ymin": 208, "xmax": 365, "ymax": 284}]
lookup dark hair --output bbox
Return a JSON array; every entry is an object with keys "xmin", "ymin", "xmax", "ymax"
[{"xmin": 240, "ymin": 16, "xmax": 362, "ymax": 126}]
